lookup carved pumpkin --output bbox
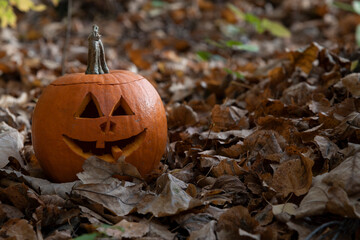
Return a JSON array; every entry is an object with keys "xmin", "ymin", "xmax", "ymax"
[{"xmin": 32, "ymin": 25, "xmax": 167, "ymax": 182}]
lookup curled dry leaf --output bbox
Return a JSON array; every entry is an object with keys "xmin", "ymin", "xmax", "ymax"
[
  {"xmin": 189, "ymin": 220, "xmax": 217, "ymax": 240},
  {"xmin": 296, "ymin": 152, "xmax": 360, "ymax": 218},
  {"xmin": 168, "ymin": 103, "xmax": 199, "ymax": 128},
  {"xmin": 137, "ymin": 173, "xmax": 203, "ymax": 217},
  {"xmin": 0, "ymin": 122, "xmax": 24, "ymax": 168},
  {"xmin": 281, "ymin": 82, "xmax": 317, "ymax": 106},
  {"xmin": 77, "ymin": 156, "xmax": 143, "ymax": 184},
  {"xmin": 313, "ymin": 135, "xmax": 339, "ymax": 159},
  {"xmin": 98, "ymin": 219, "xmax": 149, "ymax": 239},
  {"xmin": 73, "ymin": 181, "xmax": 145, "ymax": 216},
  {"xmin": 0, "ymin": 168, "xmax": 77, "ymax": 199},
  {"xmin": 211, "ymin": 104, "xmax": 248, "ymax": 132},
  {"xmin": 341, "ymin": 73, "xmax": 360, "ymax": 97},
  {"xmin": 216, "ymin": 205, "xmax": 259, "ymax": 240},
  {"xmin": 139, "ymin": 219, "xmax": 176, "ymax": 240},
  {"xmin": 0, "ymin": 92, "xmax": 28, "ymax": 108},
  {"xmin": 0, "ymin": 219, "xmax": 37, "ymax": 240},
  {"xmin": 289, "ymin": 42, "xmax": 320, "ymax": 75},
  {"xmin": 271, "ymin": 147, "xmax": 314, "ymax": 197},
  {"xmin": 200, "ymin": 129, "xmax": 253, "ymax": 141}
]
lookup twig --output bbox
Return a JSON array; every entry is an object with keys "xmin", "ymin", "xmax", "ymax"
[{"xmin": 61, "ymin": 0, "xmax": 72, "ymax": 75}]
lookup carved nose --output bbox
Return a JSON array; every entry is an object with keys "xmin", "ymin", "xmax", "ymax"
[{"xmin": 100, "ymin": 120, "xmax": 116, "ymax": 133}]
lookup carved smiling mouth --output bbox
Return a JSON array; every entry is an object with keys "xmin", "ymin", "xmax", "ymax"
[{"xmin": 62, "ymin": 129, "xmax": 147, "ymax": 163}]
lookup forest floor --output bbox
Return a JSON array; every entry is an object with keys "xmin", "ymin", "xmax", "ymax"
[{"xmin": 0, "ymin": 0, "xmax": 360, "ymax": 239}]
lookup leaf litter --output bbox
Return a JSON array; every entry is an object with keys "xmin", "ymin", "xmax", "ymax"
[{"xmin": 1, "ymin": 0, "xmax": 360, "ymax": 239}]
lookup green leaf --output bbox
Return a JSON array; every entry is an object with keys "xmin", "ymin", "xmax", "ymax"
[
  {"xmin": 225, "ymin": 40, "xmax": 243, "ymax": 47},
  {"xmin": 242, "ymin": 13, "xmax": 263, "ymax": 33},
  {"xmin": 73, "ymin": 233, "xmax": 99, "ymax": 240},
  {"xmin": 10, "ymin": 0, "xmax": 46, "ymax": 12},
  {"xmin": 152, "ymin": 0, "xmax": 167, "ymax": 8},
  {"xmin": 351, "ymin": 60, "xmax": 359, "ymax": 71},
  {"xmin": 227, "ymin": 3, "xmax": 244, "ymax": 19},
  {"xmin": 235, "ymin": 44, "xmax": 259, "ymax": 52},
  {"xmin": 355, "ymin": 24, "xmax": 360, "ymax": 46},
  {"xmin": 225, "ymin": 40, "xmax": 259, "ymax": 52},
  {"xmin": 196, "ymin": 51, "xmax": 213, "ymax": 61},
  {"xmin": 1, "ymin": 6, "xmax": 16, "ymax": 28},
  {"xmin": 332, "ymin": 1, "xmax": 355, "ymax": 12},
  {"xmin": 353, "ymin": 1, "xmax": 360, "ymax": 14},
  {"xmin": 261, "ymin": 19, "xmax": 291, "ymax": 38},
  {"xmin": 224, "ymin": 68, "xmax": 244, "ymax": 80}
]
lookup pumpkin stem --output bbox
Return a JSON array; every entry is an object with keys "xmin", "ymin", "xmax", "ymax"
[{"xmin": 85, "ymin": 25, "xmax": 110, "ymax": 74}]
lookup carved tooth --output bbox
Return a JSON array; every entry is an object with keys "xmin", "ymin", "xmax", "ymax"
[{"xmin": 111, "ymin": 145, "xmax": 123, "ymax": 160}]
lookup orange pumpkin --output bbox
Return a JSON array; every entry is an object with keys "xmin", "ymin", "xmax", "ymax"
[{"xmin": 32, "ymin": 25, "xmax": 167, "ymax": 182}]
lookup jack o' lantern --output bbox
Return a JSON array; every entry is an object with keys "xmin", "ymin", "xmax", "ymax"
[{"xmin": 32, "ymin": 25, "xmax": 167, "ymax": 182}]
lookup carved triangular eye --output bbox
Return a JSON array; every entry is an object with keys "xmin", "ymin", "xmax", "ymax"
[
  {"xmin": 111, "ymin": 97, "xmax": 134, "ymax": 116},
  {"xmin": 75, "ymin": 93, "xmax": 103, "ymax": 118}
]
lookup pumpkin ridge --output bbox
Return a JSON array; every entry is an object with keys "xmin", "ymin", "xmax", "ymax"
[{"xmin": 51, "ymin": 77, "xmax": 145, "ymax": 86}]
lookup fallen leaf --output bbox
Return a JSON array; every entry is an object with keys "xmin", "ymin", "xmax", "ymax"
[
  {"xmin": 313, "ymin": 135, "xmax": 339, "ymax": 159},
  {"xmin": 99, "ymin": 219, "xmax": 149, "ymax": 238},
  {"xmin": 341, "ymin": 73, "xmax": 360, "ymax": 97},
  {"xmin": 73, "ymin": 181, "xmax": 145, "ymax": 216},
  {"xmin": 168, "ymin": 103, "xmax": 199, "ymax": 128},
  {"xmin": 216, "ymin": 206, "xmax": 259, "ymax": 240},
  {"xmin": 271, "ymin": 146, "xmax": 314, "ymax": 197},
  {"xmin": 137, "ymin": 174, "xmax": 203, "ymax": 217},
  {"xmin": 0, "ymin": 219, "xmax": 37, "ymax": 240},
  {"xmin": 290, "ymin": 43, "xmax": 320, "ymax": 74},
  {"xmin": 77, "ymin": 156, "xmax": 143, "ymax": 184},
  {"xmin": 211, "ymin": 104, "xmax": 248, "ymax": 131},
  {"xmin": 0, "ymin": 92, "xmax": 28, "ymax": 108},
  {"xmin": 0, "ymin": 168, "xmax": 77, "ymax": 199},
  {"xmin": 296, "ymin": 152, "xmax": 360, "ymax": 218},
  {"xmin": 0, "ymin": 122, "xmax": 24, "ymax": 168},
  {"xmin": 189, "ymin": 220, "xmax": 217, "ymax": 240},
  {"xmin": 140, "ymin": 219, "xmax": 176, "ymax": 240}
]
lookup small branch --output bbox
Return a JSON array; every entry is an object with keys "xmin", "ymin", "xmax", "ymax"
[{"xmin": 61, "ymin": 0, "xmax": 72, "ymax": 75}]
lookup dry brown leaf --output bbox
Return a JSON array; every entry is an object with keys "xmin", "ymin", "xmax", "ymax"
[
  {"xmin": 189, "ymin": 220, "xmax": 217, "ymax": 240},
  {"xmin": 211, "ymin": 104, "xmax": 248, "ymax": 131},
  {"xmin": 73, "ymin": 181, "xmax": 145, "ymax": 216},
  {"xmin": 296, "ymin": 152, "xmax": 360, "ymax": 218},
  {"xmin": 216, "ymin": 206, "xmax": 259, "ymax": 240},
  {"xmin": 137, "ymin": 174, "xmax": 203, "ymax": 217},
  {"xmin": 200, "ymin": 129, "xmax": 253, "ymax": 141},
  {"xmin": 341, "ymin": 73, "xmax": 360, "ymax": 97},
  {"xmin": 243, "ymin": 130, "xmax": 287, "ymax": 160},
  {"xmin": 99, "ymin": 219, "xmax": 149, "ymax": 239},
  {"xmin": 271, "ymin": 147, "xmax": 314, "ymax": 197},
  {"xmin": 168, "ymin": 103, "xmax": 199, "ymax": 128},
  {"xmin": 281, "ymin": 82, "xmax": 317, "ymax": 105},
  {"xmin": 44, "ymin": 230, "xmax": 72, "ymax": 240},
  {"xmin": 290, "ymin": 42, "xmax": 320, "ymax": 74},
  {"xmin": 139, "ymin": 219, "xmax": 176, "ymax": 240},
  {"xmin": 210, "ymin": 175, "xmax": 246, "ymax": 193},
  {"xmin": 0, "ymin": 92, "xmax": 28, "ymax": 108},
  {"xmin": 77, "ymin": 156, "xmax": 143, "ymax": 183},
  {"xmin": 211, "ymin": 159, "xmax": 245, "ymax": 177},
  {"xmin": 0, "ymin": 219, "xmax": 37, "ymax": 240},
  {"xmin": 313, "ymin": 135, "xmax": 339, "ymax": 159},
  {"xmin": 0, "ymin": 203, "xmax": 24, "ymax": 220},
  {"xmin": 272, "ymin": 203, "xmax": 298, "ymax": 222},
  {"xmin": 0, "ymin": 122, "xmax": 24, "ymax": 168}
]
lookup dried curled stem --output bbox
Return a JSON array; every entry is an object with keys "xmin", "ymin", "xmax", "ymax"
[{"xmin": 85, "ymin": 25, "xmax": 109, "ymax": 74}]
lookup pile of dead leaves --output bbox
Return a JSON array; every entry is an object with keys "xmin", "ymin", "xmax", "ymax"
[
  {"xmin": 1, "ymin": 0, "xmax": 360, "ymax": 240},
  {"xmin": 1, "ymin": 41, "xmax": 359, "ymax": 239}
]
